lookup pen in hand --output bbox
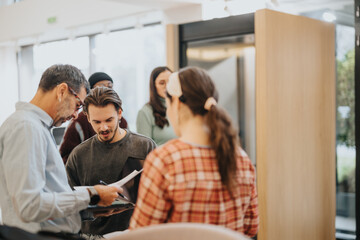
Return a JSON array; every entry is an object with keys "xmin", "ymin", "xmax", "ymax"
[{"xmin": 99, "ymin": 180, "xmax": 129, "ymax": 200}]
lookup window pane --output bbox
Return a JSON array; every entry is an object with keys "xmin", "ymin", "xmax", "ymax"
[
  {"xmin": 34, "ymin": 37, "xmax": 90, "ymax": 75},
  {"xmin": 92, "ymin": 24, "xmax": 166, "ymax": 130},
  {"xmin": 18, "ymin": 37, "xmax": 90, "ymax": 102}
]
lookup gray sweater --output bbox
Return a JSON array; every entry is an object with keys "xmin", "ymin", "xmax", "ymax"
[{"xmin": 66, "ymin": 130, "xmax": 156, "ymax": 235}]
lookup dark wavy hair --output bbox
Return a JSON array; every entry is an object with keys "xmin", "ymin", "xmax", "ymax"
[
  {"xmin": 83, "ymin": 87, "xmax": 123, "ymax": 116},
  {"xmin": 149, "ymin": 66, "xmax": 172, "ymax": 128}
]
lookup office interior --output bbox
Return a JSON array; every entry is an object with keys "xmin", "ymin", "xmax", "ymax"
[{"xmin": 0, "ymin": 0, "xmax": 356, "ymax": 239}]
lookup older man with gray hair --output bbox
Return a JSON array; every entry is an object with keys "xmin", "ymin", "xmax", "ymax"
[{"xmin": 0, "ymin": 64, "xmax": 122, "ymax": 238}]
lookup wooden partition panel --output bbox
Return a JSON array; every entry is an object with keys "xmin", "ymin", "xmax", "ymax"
[
  {"xmin": 255, "ymin": 9, "xmax": 335, "ymax": 240},
  {"xmin": 166, "ymin": 24, "xmax": 179, "ymax": 71}
]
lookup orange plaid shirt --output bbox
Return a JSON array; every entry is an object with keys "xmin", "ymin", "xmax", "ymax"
[{"xmin": 129, "ymin": 139, "xmax": 259, "ymax": 237}]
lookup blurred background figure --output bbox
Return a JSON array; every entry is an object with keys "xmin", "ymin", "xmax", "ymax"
[
  {"xmin": 130, "ymin": 67, "xmax": 259, "ymax": 238},
  {"xmin": 60, "ymin": 72, "xmax": 128, "ymax": 163},
  {"xmin": 136, "ymin": 66, "xmax": 176, "ymax": 146}
]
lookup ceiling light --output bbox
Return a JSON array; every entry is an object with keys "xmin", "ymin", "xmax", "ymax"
[{"xmin": 322, "ymin": 12, "xmax": 336, "ymax": 22}]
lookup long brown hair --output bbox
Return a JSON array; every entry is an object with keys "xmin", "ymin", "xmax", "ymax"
[
  {"xmin": 149, "ymin": 66, "xmax": 172, "ymax": 128},
  {"xmin": 172, "ymin": 66, "xmax": 239, "ymax": 194}
]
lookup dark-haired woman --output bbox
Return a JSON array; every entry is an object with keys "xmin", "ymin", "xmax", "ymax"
[
  {"xmin": 136, "ymin": 66, "xmax": 176, "ymax": 146},
  {"xmin": 130, "ymin": 67, "xmax": 259, "ymax": 237}
]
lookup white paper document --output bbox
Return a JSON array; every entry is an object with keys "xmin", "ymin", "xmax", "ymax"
[
  {"xmin": 73, "ymin": 169, "xmax": 143, "ymax": 191},
  {"xmin": 109, "ymin": 169, "xmax": 143, "ymax": 188}
]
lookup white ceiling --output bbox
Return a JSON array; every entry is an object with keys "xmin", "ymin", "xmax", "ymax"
[
  {"xmin": 0, "ymin": 0, "xmax": 354, "ymax": 45},
  {"xmin": 101, "ymin": 0, "xmax": 203, "ymax": 9},
  {"xmin": 100, "ymin": 0, "xmax": 354, "ymax": 25},
  {"xmin": 100, "ymin": 0, "xmax": 353, "ymax": 14}
]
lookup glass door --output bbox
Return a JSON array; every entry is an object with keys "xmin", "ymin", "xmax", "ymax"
[{"xmin": 184, "ymin": 34, "xmax": 256, "ymax": 163}]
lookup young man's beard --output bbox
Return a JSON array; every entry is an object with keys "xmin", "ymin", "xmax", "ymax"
[{"xmin": 98, "ymin": 122, "xmax": 119, "ymax": 144}]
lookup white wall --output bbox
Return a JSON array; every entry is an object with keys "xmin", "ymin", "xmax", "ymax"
[
  {"xmin": 0, "ymin": 0, "xmax": 204, "ymax": 125},
  {"xmin": 0, "ymin": 46, "xmax": 18, "ymax": 124}
]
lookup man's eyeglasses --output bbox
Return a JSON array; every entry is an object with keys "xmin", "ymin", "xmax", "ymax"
[{"xmin": 68, "ymin": 86, "xmax": 84, "ymax": 111}]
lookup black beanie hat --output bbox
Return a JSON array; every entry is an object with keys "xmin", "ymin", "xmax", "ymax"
[{"xmin": 88, "ymin": 72, "xmax": 113, "ymax": 89}]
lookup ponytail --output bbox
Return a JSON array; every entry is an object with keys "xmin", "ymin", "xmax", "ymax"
[
  {"xmin": 170, "ymin": 66, "xmax": 240, "ymax": 196},
  {"xmin": 205, "ymin": 105, "xmax": 238, "ymax": 195}
]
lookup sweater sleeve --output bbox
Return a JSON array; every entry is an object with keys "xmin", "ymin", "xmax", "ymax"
[
  {"xmin": 136, "ymin": 107, "xmax": 153, "ymax": 139},
  {"xmin": 65, "ymin": 151, "xmax": 81, "ymax": 188},
  {"xmin": 59, "ymin": 120, "xmax": 83, "ymax": 164}
]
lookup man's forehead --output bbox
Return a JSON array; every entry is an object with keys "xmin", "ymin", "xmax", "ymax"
[
  {"xmin": 88, "ymin": 105, "xmax": 119, "ymax": 122},
  {"xmin": 88, "ymin": 104, "xmax": 118, "ymax": 114}
]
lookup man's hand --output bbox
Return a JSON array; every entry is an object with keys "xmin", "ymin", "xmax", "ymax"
[{"xmin": 93, "ymin": 185, "xmax": 123, "ymax": 206}]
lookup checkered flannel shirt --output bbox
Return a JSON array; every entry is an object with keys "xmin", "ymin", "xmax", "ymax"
[{"xmin": 129, "ymin": 139, "xmax": 259, "ymax": 237}]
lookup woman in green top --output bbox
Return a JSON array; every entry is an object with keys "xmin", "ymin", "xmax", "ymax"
[{"xmin": 136, "ymin": 66, "xmax": 177, "ymax": 146}]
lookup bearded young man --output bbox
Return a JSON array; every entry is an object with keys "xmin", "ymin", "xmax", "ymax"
[
  {"xmin": 65, "ymin": 87, "xmax": 156, "ymax": 237},
  {"xmin": 60, "ymin": 72, "xmax": 128, "ymax": 164}
]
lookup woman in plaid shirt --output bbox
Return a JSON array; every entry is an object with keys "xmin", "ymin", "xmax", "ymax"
[{"xmin": 129, "ymin": 67, "xmax": 259, "ymax": 237}]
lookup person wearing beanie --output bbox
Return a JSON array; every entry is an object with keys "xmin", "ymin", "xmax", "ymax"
[
  {"xmin": 88, "ymin": 72, "xmax": 113, "ymax": 89},
  {"xmin": 59, "ymin": 72, "xmax": 128, "ymax": 164}
]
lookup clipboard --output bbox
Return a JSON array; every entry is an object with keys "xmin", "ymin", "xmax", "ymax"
[
  {"xmin": 86, "ymin": 197, "xmax": 135, "ymax": 213},
  {"xmin": 74, "ymin": 169, "xmax": 143, "ymax": 213}
]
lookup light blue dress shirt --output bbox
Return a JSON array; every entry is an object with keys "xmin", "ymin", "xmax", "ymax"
[{"xmin": 0, "ymin": 102, "xmax": 90, "ymax": 233}]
